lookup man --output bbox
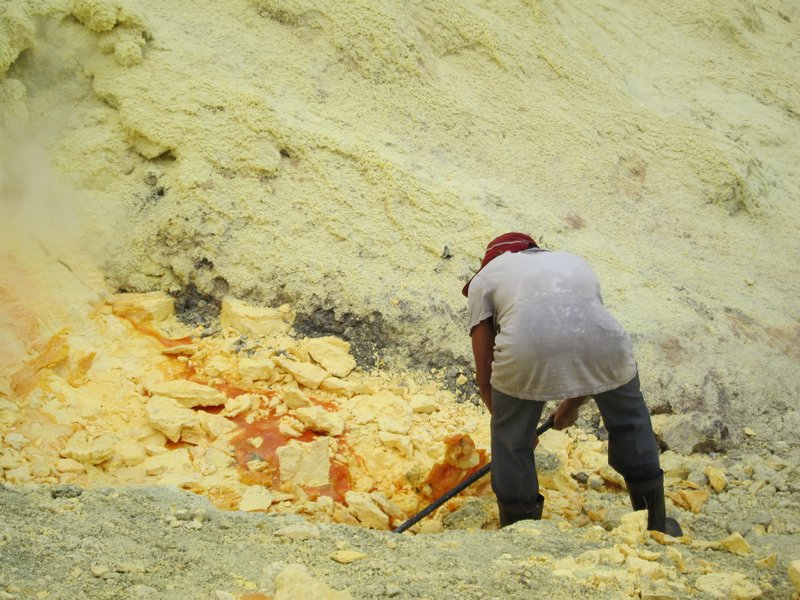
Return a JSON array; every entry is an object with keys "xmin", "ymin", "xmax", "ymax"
[{"xmin": 464, "ymin": 232, "xmax": 681, "ymax": 535}]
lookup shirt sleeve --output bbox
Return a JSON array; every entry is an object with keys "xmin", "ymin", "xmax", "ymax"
[{"xmin": 467, "ymin": 273, "xmax": 495, "ymax": 331}]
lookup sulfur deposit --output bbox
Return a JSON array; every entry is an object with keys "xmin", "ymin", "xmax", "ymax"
[{"xmin": 1, "ymin": 0, "xmax": 799, "ymax": 598}]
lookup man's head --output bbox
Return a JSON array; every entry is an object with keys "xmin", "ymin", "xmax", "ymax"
[{"xmin": 462, "ymin": 232, "xmax": 538, "ymax": 297}]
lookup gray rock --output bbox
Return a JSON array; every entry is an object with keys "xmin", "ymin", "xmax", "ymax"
[
  {"xmin": 658, "ymin": 414, "xmax": 731, "ymax": 455},
  {"xmin": 687, "ymin": 469, "xmax": 708, "ymax": 486},
  {"xmin": 442, "ymin": 498, "xmax": 491, "ymax": 530},
  {"xmin": 536, "ymin": 447, "xmax": 563, "ymax": 473},
  {"xmin": 50, "ymin": 484, "xmax": 83, "ymax": 499},
  {"xmin": 726, "ymin": 519, "xmax": 753, "ymax": 536}
]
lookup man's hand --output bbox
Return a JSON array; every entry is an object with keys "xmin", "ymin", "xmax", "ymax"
[{"xmin": 553, "ymin": 396, "xmax": 589, "ymax": 430}]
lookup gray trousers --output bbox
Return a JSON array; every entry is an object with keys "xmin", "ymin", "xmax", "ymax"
[{"xmin": 490, "ymin": 371, "xmax": 662, "ymax": 505}]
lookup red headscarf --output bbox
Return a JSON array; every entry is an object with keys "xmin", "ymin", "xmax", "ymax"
[{"xmin": 461, "ymin": 232, "xmax": 538, "ymax": 297}]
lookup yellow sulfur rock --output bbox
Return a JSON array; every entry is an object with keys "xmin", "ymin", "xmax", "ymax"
[
  {"xmin": 278, "ymin": 416, "xmax": 305, "ymax": 437},
  {"xmin": 0, "ymin": 449, "xmax": 27, "ymax": 472},
  {"xmin": 378, "ymin": 414, "xmax": 412, "ymax": 435},
  {"xmin": 145, "ymin": 396, "xmax": 203, "ymax": 443},
  {"xmin": 305, "ymin": 336, "xmax": 356, "ymax": 377},
  {"xmin": 142, "ymin": 448, "xmax": 193, "ymax": 477},
  {"xmin": 275, "ymin": 357, "xmax": 328, "ymax": 389},
  {"xmin": 237, "ymin": 356, "xmax": 275, "ymax": 382},
  {"xmin": 788, "ymin": 560, "xmax": 800, "ymax": 592},
  {"xmin": 667, "ymin": 488, "xmax": 709, "ymax": 513},
  {"xmin": 329, "ymin": 550, "xmax": 366, "ymax": 564},
  {"xmin": 345, "ymin": 491, "xmax": 389, "ymax": 530},
  {"xmin": 704, "ymin": 466, "xmax": 728, "ymax": 492},
  {"xmin": 55, "ymin": 458, "xmax": 85, "ymax": 473},
  {"xmin": 378, "ymin": 431, "xmax": 413, "ymax": 456},
  {"xmin": 319, "ymin": 376, "xmax": 362, "ymax": 397},
  {"xmin": 409, "ymin": 394, "xmax": 439, "ymax": 414},
  {"xmin": 719, "ymin": 532, "xmax": 751, "ymax": 556},
  {"xmin": 599, "ymin": 463, "xmax": 626, "ymax": 487},
  {"xmin": 61, "ymin": 430, "xmax": 117, "ymax": 465},
  {"xmin": 221, "ymin": 394, "xmax": 257, "ymax": 418},
  {"xmin": 11, "ymin": 331, "xmax": 69, "ymax": 397},
  {"xmin": 147, "ymin": 379, "xmax": 226, "ymax": 408},
  {"xmin": 552, "ymin": 556, "xmax": 578, "ymax": 578},
  {"xmin": 369, "ymin": 492, "xmax": 404, "ymax": 520},
  {"xmin": 755, "ymin": 554, "xmax": 777, "ymax": 569},
  {"xmin": 333, "ymin": 504, "xmax": 361, "ymax": 526},
  {"xmin": 109, "ymin": 292, "xmax": 174, "ymax": 324},
  {"xmin": 274, "ymin": 563, "xmax": 352, "ymax": 599},
  {"xmin": 626, "ymin": 555, "xmax": 666, "ymax": 580},
  {"xmin": 665, "ymin": 546, "xmax": 687, "ymax": 573},
  {"xmin": 587, "ymin": 508, "xmax": 606, "ymax": 523},
  {"xmin": 614, "ymin": 511, "xmax": 649, "ymax": 546},
  {"xmin": 282, "ymin": 389, "xmax": 311, "ymax": 409},
  {"xmin": 695, "ymin": 572, "xmax": 761, "ymax": 599},
  {"xmin": 276, "ymin": 437, "xmax": 330, "ymax": 487},
  {"xmin": 0, "ymin": 398, "xmax": 18, "ymax": 429},
  {"xmin": 201, "ymin": 412, "xmax": 237, "ymax": 439},
  {"xmin": 294, "ymin": 405, "xmax": 345, "ymax": 436},
  {"xmin": 238, "ymin": 485, "xmax": 273, "ymax": 512},
  {"xmin": 220, "ymin": 298, "xmax": 294, "ymax": 337},
  {"xmin": 4, "ymin": 464, "xmax": 32, "ymax": 484},
  {"xmin": 113, "ymin": 438, "xmax": 146, "ymax": 467}
]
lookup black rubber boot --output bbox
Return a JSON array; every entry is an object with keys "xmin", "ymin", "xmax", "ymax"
[
  {"xmin": 626, "ymin": 471, "xmax": 683, "ymax": 537},
  {"xmin": 498, "ymin": 494, "xmax": 544, "ymax": 527}
]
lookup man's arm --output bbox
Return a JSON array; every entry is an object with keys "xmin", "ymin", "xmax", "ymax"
[{"xmin": 470, "ymin": 318, "xmax": 495, "ymax": 414}]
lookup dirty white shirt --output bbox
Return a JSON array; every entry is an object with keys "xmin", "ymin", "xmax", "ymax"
[{"xmin": 467, "ymin": 250, "xmax": 637, "ymax": 401}]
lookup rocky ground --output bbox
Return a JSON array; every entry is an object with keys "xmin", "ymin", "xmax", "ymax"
[
  {"xmin": 1, "ymin": 481, "xmax": 798, "ymax": 600},
  {"xmin": 0, "ymin": 279, "xmax": 798, "ymax": 599}
]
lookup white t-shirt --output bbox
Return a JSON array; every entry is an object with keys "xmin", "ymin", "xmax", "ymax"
[{"xmin": 468, "ymin": 250, "xmax": 637, "ymax": 401}]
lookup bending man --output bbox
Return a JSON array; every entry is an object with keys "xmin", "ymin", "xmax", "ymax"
[{"xmin": 464, "ymin": 232, "xmax": 681, "ymax": 535}]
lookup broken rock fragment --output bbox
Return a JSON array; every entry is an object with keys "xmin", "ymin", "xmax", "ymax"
[
  {"xmin": 201, "ymin": 412, "xmax": 237, "ymax": 439},
  {"xmin": 443, "ymin": 434, "xmax": 479, "ymax": 469},
  {"xmin": 238, "ymin": 356, "xmax": 275, "ymax": 382},
  {"xmin": 378, "ymin": 431, "xmax": 412, "ymax": 456},
  {"xmin": 719, "ymin": 532, "xmax": 751, "ymax": 556},
  {"xmin": 305, "ymin": 336, "xmax": 356, "ymax": 377},
  {"xmin": 61, "ymin": 430, "xmax": 117, "ymax": 465},
  {"xmin": 694, "ymin": 572, "xmax": 761, "ymax": 599},
  {"xmin": 238, "ymin": 485, "xmax": 273, "ymax": 512},
  {"xmin": 329, "ymin": 550, "xmax": 366, "ymax": 564},
  {"xmin": 410, "ymin": 394, "xmax": 439, "ymax": 414},
  {"xmin": 659, "ymin": 414, "xmax": 730, "ymax": 455},
  {"xmin": 109, "ymin": 292, "xmax": 174, "ymax": 324},
  {"xmin": 294, "ymin": 405, "xmax": 344, "ymax": 436},
  {"xmin": 145, "ymin": 396, "xmax": 203, "ymax": 443},
  {"xmin": 220, "ymin": 298, "xmax": 295, "ymax": 337},
  {"xmin": 704, "ymin": 466, "xmax": 728, "ymax": 492},
  {"xmin": 148, "ymin": 379, "xmax": 226, "ymax": 408},
  {"xmin": 113, "ymin": 438, "xmax": 147, "ymax": 466},
  {"xmin": 345, "ymin": 491, "xmax": 390, "ymax": 530},
  {"xmin": 275, "ymin": 357, "xmax": 328, "ymax": 389},
  {"xmin": 282, "ymin": 389, "xmax": 311, "ymax": 409},
  {"xmin": 11, "ymin": 330, "xmax": 69, "ymax": 397},
  {"xmin": 276, "ymin": 437, "xmax": 330, "ymax": 487}
]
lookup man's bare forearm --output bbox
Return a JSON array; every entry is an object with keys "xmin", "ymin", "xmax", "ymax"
[{"xmin": 470, "ymin": 318, "xmax": 495, "ymax": 414}]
